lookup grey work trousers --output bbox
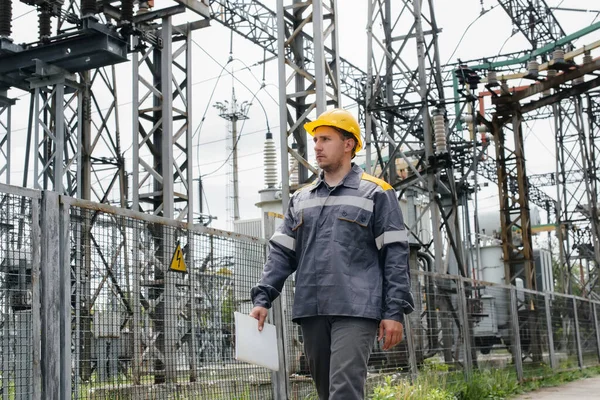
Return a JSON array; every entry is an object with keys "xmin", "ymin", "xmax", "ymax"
[{"xmin": 299, "ymin": 316, "xmax": 378, "ymax": 400}]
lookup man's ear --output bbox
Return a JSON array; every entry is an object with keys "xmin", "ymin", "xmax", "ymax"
[{"xmin": 345, "ymin": 137, "xmax": 356, "ymax": 154}]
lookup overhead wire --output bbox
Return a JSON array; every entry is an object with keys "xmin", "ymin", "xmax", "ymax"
[
  {"xmin": 190, "ymin": 36, "xmax": 275, "ymax": 220},
  {"xmin": 12, "ymin": 9, "xmax": 34, "ymax": 21},
  {"xmin": 442, "ymin": 3, "xmax": 499, "ymax": 82},
  {"xmin": 198, "ymin": 125, "xmax": 279, "ymax": 146},
  {"xmin": 198, "ymin": 149, "xmax": 263, "ymax": 168}
]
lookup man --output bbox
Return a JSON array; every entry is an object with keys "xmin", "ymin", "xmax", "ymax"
[{"xmin": 250, "ymin": 108, "xmax": 414, "ymax": 400}]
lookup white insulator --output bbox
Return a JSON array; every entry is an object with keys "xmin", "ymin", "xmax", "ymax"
[
  {"xmin": 583, "ymin": 53, "xmax": 593, "ymax": 64},
  {"xmin": 433, "ymin": 113, "xmax": 447, "ymax": 154},
  {"xmin": 289, "ymin": 158, "xmax": 298, "ymax": 186},
  {"xmin": 462, "ymin": 114, "xmax": 474, "ymax": 123},
  {"xmin": 263, "ymin": 135, "xmax": 278, "ymax": 188},
  {"xmin": 527, "ymin": 60, "xmax": 539, "ymax": 77},
  {"xmin": 289, "ymin": 143, "xmax": 299, "ymax": 185},
  {"xmin": 477, "ymin": 125, "xmax": 487, "ymax": 133},
  {"xmin": 487, "ymin": 70, "xmax": 498, "ymax": 85},
  {"xmin": 553, "ymin": 48, "xmax": 565, "ymax": 64}
]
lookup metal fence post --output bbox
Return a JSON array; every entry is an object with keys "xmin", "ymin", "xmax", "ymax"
[
  {"xmin": 572, "ymin": 297, "xmax": 584, "ymax": 369},
  {"xmin": 510, "ymin": 287, "xmax": 524, "ymax": 381},
  {"xmin": 593, "ymin": 302, "xmax": 600, "ymax": 364},
  {"xmin": 32, "ymin": 196, "xmax": 41, "ymax": 400},
  {"xmin": 457, "ymin": 278, "xmax": 473, "ymax": 380},
  {"xmin": 132, "ymin": 222, "xmax": 142, "ymax": 386},
  {"xmin": 40, "ymin": 191, "xmax": 60, "ymax": 399},
  {"xmin": 404, "ymin": 311, "xmax": 418, "ymax": 382},
  {"xmin": 59, "ymin": 198, "xmax": 72, "ymax": 399},
  {"xmin": 544, "ymin": 293, "xmax": 557, "ymax": 370},
  {"xmin": 264, "ymin": 213, "xmax": 289, "ymax": 399}
]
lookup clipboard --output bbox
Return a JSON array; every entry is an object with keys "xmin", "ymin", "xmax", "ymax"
[{"xmin": 234, "ymin": 311, "xmax": 280, "ymax": 371}]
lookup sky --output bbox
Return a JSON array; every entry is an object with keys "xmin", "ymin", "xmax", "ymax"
[{"xmin": 4, "ymin": 0, "xmax": 600, "ymax": 232}]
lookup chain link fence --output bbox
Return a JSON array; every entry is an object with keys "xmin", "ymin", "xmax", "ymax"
[{"xmin": 1, "ymin": 183, "xmax": 600, "ymax": 399}]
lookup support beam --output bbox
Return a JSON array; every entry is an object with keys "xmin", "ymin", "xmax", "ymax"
[
  {"xmin": 276, "ymin": 0, "xmax": 340, "ymax": 206},
  {"xmin": 131, "ymin": 15, "xmax": 196, "ymax": 385},
  {"xmin": 492, "ymin": 113, "xmax": 536, "ymax": 289},
  {"xmin": 132, "ymin": 18, "xmax": 193, "ymax": 221},
  {"xmin": 496, "ymin": 0, "xmax": 565, "ymax": 50},
  {"xmin": 0, "ymin": 94, "xmax": 13, "ymax": 184}
]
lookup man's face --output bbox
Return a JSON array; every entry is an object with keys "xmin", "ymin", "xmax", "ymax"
[{"xmin": 313, "ymin": 126, "xmax": 354, "ymax": 171}]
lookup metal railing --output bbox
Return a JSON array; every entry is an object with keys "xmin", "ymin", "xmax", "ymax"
[{"xmin": 0, "ymin": 182, "xmax": 599, "ymax": 399}]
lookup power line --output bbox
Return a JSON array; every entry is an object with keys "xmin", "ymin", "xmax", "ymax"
[
  {"xmin": 442, "ymin": 4, "xmax": 499, "ymax": 82},
  {"xmin": 201, "ymin": 164, "xmax": 263, "ymax": 180},
  {"xmin": 198, "ymin": 149, "xmax": 263, "ymax": 168},
  {"xmin": 198, "ymin": 125, "xmax": 279, "ymax": 146}
]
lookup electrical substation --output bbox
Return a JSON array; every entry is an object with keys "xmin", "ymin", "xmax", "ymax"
[{"xmin": 1, "ymin": 0, "xmax": 600, "ymax": 398}]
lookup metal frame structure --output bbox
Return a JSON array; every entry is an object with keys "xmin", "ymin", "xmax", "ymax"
[
  {"xmin": 552, "ymin": 93, "xmax": 600, "ymax": 294},
  {"xmin": 276, "ymin": 0, "xmax": 340, "ymax": 206},
  {"xmin": 131, "ymin": 15, "xmax": 195, "ymax": 222},
  {"xmin": 0, "ymin": 93, "xmax": 12, "ymax": 184},
  {"xmin": 496, "ymin": 0, "xmax": 566, "ymax": 50}
]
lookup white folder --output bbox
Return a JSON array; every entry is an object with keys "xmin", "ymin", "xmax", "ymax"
[{"xmin": 234, "ymin": 311, "xmax": 280, "ymax": 371}]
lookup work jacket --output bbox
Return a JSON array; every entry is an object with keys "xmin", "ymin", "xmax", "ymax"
[{"xmin": 251, "ymin": 164, "xmax": 414, "ymax": 323}]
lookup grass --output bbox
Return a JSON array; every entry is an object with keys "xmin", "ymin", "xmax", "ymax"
[{"xmin": 370, "ymin": 359, "xmax": 600, "ymax": 400}]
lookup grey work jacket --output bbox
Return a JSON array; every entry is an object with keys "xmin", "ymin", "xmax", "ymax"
[{"xmin": 251, "ymin": 164, "xmax": 414, "ymax": 323}]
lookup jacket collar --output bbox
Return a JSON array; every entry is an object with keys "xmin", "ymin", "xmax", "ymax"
[{"xmin": 310, "ymin": 163, "xmax": 363, "ymax": 192}]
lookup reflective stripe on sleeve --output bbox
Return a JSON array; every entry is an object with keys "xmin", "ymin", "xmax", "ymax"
[
  {"xmin": 296, "ymin": 195, "xmax": 374, "ymax": 212},
  {"xmin": 271, "ymin": 232, "xmax": 296, "ymax": 252},
  {"xmin": 375, "ymin": 230, "xmax": 408, "ymax": 250}
]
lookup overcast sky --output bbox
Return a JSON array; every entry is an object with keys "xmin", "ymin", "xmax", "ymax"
[{"xmin": 5, "ymin": 0, "xmax": 600, "ymax": 231}]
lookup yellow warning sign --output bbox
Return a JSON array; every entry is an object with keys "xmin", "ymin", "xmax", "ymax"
[{"xmin": 170, "ymin": 244, "xmax": 187, "ymax": 273}]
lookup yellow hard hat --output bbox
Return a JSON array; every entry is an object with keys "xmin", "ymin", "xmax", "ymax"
[{"xmin": 304, "ymin": 108, "xmax": 363, "ymax": 154}]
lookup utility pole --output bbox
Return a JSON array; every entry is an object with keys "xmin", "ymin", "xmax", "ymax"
[{"xmin": 215, "ymin": 88, "xmax": 250, "ymax": 227}]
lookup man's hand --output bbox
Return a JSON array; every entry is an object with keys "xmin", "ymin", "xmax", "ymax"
[
  {"xmin": 249, "ymin": 306, "xmax": 269, "ymax": 331},
  {"xmin": 378, "ymin": 319, "xmax": 404, "ymax": 350}
]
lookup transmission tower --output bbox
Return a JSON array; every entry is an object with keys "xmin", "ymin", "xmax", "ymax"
[
  {"xmin": 495, "ymin": 1, "xmax": 600, "ymax": 295},
  {"xmin": 214, "ymin": 88, "xmax": 251, "ymax": 229}
]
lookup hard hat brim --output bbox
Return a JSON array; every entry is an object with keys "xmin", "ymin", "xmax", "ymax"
[{"xmin": 303, "ymin": 120, "xmax": 320, "ymax": 135}]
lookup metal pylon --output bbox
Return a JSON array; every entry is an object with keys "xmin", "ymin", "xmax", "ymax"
[
  {"xmin": 131, "ymin": 15, "xmax": 195, "ymax": 384},
  {"xmin": 554, "ymin": 94, "xmax": 600, "ymax": 294},
  {"xmin": 132, "ymin": 17, "xmax": 193, "ymax": 222},
  {"xmin": 276, "ymin": 0, "xmax": 340, "ymax": 206}
]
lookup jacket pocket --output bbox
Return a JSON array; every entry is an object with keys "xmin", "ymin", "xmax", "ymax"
[{"xmin": 333, "ymin": 207, "xmax": 372, "ymax": 247}]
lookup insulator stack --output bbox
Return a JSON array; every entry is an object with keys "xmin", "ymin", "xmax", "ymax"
[
  {"xmin": 121, "ymin": 0, "xmax": 134, "ymax": 22},
  {"xmin": 527, "ymin": 60, "xmax": 539, "ymax": 77},
  {"xmin": 583, "ymin": 52, "xmax": 593, "ymax": 64},
  {"xmin": 289, "ymin": 143, "xmax": 298, "ymax": 186},
  {"xmin": 264, "ymin": 132, "xmax": 278, "ymax": 188},
  {"xmin": 81, "ymin": 0, "xmax": 97, "ymax": 16},
  {"xmin": 487, "ymin": 70, "xmax": 497, "ymax": 86},
  {"xmin": 433, "ymin": 111, "xmax": 447, "ymax": 154},
  {"xmin": 0, "ymin": 0, "xmax": 12, "ymax": 38},
  {"xmin": 38, "ymin": 7, "xmax": 52, "ymax": 40},
  {"xmin": 553, "ymin": 48, "xmax": 565, "ymax": 64}
]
